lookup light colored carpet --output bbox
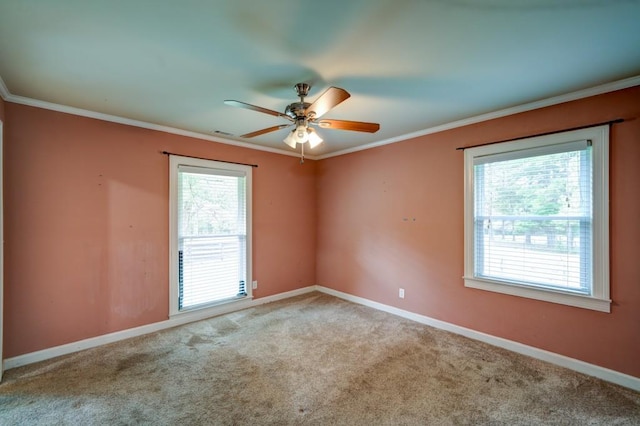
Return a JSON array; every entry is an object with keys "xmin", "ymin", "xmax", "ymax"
[{"xmin": 1, "ymin": 292, "xmax": 639, "ymax": 425}]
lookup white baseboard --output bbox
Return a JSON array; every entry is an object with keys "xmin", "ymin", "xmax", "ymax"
[
  {"xmin": 5, "ymin": 284, "xmax": 639, "ymax": 392},
  {"xmin": 315, "ymin": 286, "xmax": 640, "ymax": 392},
  {"xmin": 3, "ymin": 286, "xmax": 316, "ymax": 371}
]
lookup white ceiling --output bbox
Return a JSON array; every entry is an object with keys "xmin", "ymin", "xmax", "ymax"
[{"xmin": 1, "ymin": 0, "xmax": 639, "ymax": 157}]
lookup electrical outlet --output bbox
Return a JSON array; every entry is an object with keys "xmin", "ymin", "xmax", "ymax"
[
  {"xmin": 252, "ymin": 280, "xmax": 258, "ymax": 289},
  {"xmin": 399, "ymin": 288, "xmax": 405, "ymax": 299}
]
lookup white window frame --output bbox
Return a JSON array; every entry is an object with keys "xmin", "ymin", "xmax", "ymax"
[
  {"xmin": 463, "ymin": 125, "xmax": 610, "ymax": 312},
  {"xmin": 169, "ymin": 155, "xmax": 252, "ymax": 318}
]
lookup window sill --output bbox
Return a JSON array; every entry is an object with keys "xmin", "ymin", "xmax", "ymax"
[
  {"xmin": 169, "ymin": 295, "xmax": 254, "ymax": 321},
  {"xmin": 464, "ymin": 277, "xmax": 611, "ymax": 313}
]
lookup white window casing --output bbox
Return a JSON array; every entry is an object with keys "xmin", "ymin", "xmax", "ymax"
[
  {"xmin": 463, "ymin": 125, "xmax": 610, "ymax": 312},
  {"xmin": 169, "ymin": 155, "xmax": 253, "ymax": 317}
]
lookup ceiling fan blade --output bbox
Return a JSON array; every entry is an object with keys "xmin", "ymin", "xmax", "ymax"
[
  {"xmin": 224, "ymin": 100, "xmax": 291, "ymax": 120},
  {"xmin": 240, "ymin": 124, "xmax": 291, "ymax": 138},
  {"xmin": 305, "ymin": 87, "xmax": 350, "ymax": 119},
  {"xmin": 317, "ymin": 119, "xmax": 380, "ymax": 133}
]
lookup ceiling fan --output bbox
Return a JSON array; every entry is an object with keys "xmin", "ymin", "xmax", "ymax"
[{"xmin": 224, "ymin": 83, "xmax": 380, "ymax": 162}]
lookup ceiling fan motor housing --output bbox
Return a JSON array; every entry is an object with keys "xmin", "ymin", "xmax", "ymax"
[{"xmin": 285, "ymin": 102, "xmax": 311, "ymax": 119}]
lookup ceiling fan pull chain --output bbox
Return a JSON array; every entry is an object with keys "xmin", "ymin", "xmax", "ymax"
[{"xmin": 300, "ymin": 142, "xmax": 305, "ymax": 164}]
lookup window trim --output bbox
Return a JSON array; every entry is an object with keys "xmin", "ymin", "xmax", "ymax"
[
  {"xmin": 169, "ymin": 155, "xmax": 253, "ymax": 318},
  {"xmin": 463, "ymin": 125, "xmax": 610, "ymax": 312}
]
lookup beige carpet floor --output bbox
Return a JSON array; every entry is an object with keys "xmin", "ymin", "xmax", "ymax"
[{"xmin": 1, "ymin": 292, "xmax": 639, "ymax": 425}]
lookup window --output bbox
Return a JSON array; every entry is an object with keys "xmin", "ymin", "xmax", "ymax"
[
  {"xmin": 463, "ymin": 126, "xmax": 610, "ymax": 312},
  {"xmin": 169, "ymin": 155, "xmax": 252, "ymax": 316}
]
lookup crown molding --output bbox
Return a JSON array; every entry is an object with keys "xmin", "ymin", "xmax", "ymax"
[
  {"xmin": 0, "ymin": 75, "xmax": 10, "ymax": 101},
  {"xmin": 316, "ymin": 75, "xmax": 640, "ymax": 160},
  {"xmin": 2, "ymin": 90, "xmax": 319, "ymax": 160},
  {"xmin": 2, "ymin": 74, "xmax": 638, "ymax": 161}
]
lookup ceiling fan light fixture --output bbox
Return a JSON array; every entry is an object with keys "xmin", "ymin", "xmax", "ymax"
[
  {"xmin": 283, "ymin": 126, "xmax": 323, "ymax": 149},
  {"xmin": 295, "ymin": 125, "xmax": 308, "ymax": 143},
  {"xmin": 283, "ymin": 130, "xmax": 297, "ymax": 148},
  {"xmin": 307, "ymin": 128, "xmax": 323, "ymax": 148}
]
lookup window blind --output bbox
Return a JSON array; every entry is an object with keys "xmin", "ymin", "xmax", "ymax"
[
  {"xmin": 473, "ymin": 141, "xmax": 593, "ymax": 294},
  {"xmin": 177, "ymin": 167, "xmax": 247, "ymax": 309}
]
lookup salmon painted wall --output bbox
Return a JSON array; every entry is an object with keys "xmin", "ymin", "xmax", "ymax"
[
  {"xmin": 4, "ymin": 103, "xmax": 316, "ymax": 357},
  {"xmin": 316, "ymin": 86, "xmax": 640, "ymax": 378}
]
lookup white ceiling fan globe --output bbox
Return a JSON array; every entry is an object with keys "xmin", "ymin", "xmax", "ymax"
[{"xmin": 283, "ymin": 125, "xmax": 323, "ymax": 149}]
